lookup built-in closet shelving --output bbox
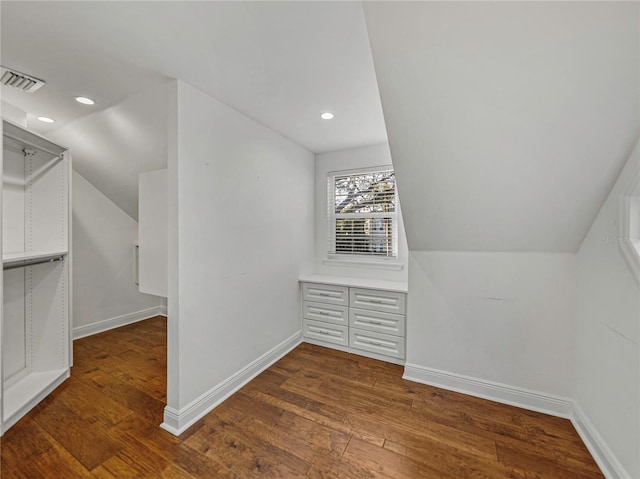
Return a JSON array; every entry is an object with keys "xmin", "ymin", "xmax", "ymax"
[{"xmin": 1, "ymin": 120, "xmax": 71, "ymax": 435}]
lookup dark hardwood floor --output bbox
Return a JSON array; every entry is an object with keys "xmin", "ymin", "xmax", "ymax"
[{"xmin": 0, "ymin": 316, "xmax": 603, "ymax": 478}]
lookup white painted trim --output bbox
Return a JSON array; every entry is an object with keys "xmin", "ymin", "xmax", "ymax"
[
  {"xmin": 160, "ymin": 332, "xmax": 302, "ymax": 436},
  {"xmin": 403, "ymin": 363, "xmax": 573, "ymax": 418},
  {"xmin": 323, "ymin": 258, "xmax": 404, "ymax": 271},
  {"xmin": 72, "ymin": 305, "xmax": 167, "ymax": 340},
  {"xmin": 617, "ymin": 140, "xmax": 640, "ymax": 285},
  {"xmin": 571, "ymin": 403, "xmax": 631, "ymax": 479}
]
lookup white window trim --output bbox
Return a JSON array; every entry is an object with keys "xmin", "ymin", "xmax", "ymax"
[
  {"xmin": 618, "ymin": 150, "xmax": 640, "ymax": 285},
  {"xmin": 326, "ymin": 165, "xmax": 403, "ymax": 269},
  {"xmin": 322, "ymin": 257, "xmax": 404, "ymax": 271}
]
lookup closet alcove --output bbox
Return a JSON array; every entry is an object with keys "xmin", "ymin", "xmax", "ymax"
[{"xmin": 1, "ymin": 120, "xmax": 71, "ymax": 434}]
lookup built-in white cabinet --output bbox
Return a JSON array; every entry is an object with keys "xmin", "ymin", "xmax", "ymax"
[
  {"xmin": 138, "ymin": 168, "xmax": 168, "ymax": 297},
  {"xmin": 301, "ymin": 278, "xmax": 407, "ymax": 365},
  {"xmin": 1, "ymin": 120, "xmax": 71, "ymax": 434}
]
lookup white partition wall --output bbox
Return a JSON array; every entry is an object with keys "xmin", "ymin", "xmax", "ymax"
[
  {"xmin": 162, "ymin": 80, "xmax": 315, "ymax": 434},
  {"xmin": 1, "ymin": 120, "xmax": 72, "ymax": 434}
]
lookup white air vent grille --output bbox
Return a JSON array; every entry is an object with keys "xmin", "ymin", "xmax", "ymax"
[{"xmin": 1, "ymin": 66, "xmax": 45, "ymax": 93}]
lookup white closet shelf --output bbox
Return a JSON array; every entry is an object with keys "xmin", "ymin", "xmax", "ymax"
[
  {"xmin": 2, "ymin": 369, "xmax": 69, "ymax": 429},
  {"xmin": 2, "ymin": 120, "xmax": 71, "ymax": 435},
  {"xmin": 3, "ymin": 250, "xmax": 68, "ymax": 264}
]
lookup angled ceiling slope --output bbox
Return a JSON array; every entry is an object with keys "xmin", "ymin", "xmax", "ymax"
[
  {"xmin": 2, "ymin": 1, "xmax": 386, "ymax": 154},
  {"xmin": 364, "ymin": 1, "xmax": 639, "ymax": 252},
  {"xmin": 2, "ymin": 2, "xmax": 387, "ymax": 219}
]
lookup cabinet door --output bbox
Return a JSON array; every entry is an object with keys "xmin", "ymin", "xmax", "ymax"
[
  {"xmin": 303, "ymin": 301, "xmax": 348, "ymax": 326},
  {"xmin": 350, "ymin": 288, "xmax": 406, "ymax": 315},
  {"xmin": 349, "ymin": 308, "xmax": 405, "ymax": 337},
  {"xmin": 302, "ymin": 283, "xmax": 348, "ymax": 306},
  {"xmin": 303, "ymin": 319, "xmax": 348, "ymax": 346},
  {"xmin": 138, "ymin": 169, "xmax": 168, "ymax": 297},
  {"xmin": 349, "ymin": 328, "xmax": 405, "ymax": 360}
]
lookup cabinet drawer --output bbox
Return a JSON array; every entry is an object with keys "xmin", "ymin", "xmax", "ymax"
[
  {"xmin": 303, "ymin": 319, "xmax": 348, "ymax": 346},
  {"xmin": 349, "ymin": 328, "xmax": 405, "ymax": 360},
  {"xmin": 302, "ymin": 282, "xmax": 349, "ymax": 306},
  {"xmin": 349, "ymin": 288, "xmax": 406, "ymax": 315},
  {"xmin": 349, "ymin": 308, "xmax": 405, "ymax": 337},
  {"xmin": 303, "ymin": 301, "xmax": 348, "ymax": 326}
]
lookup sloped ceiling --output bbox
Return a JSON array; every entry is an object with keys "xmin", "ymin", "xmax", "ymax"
[
  {"xmin": 363, "ymin": 2, "xmax": 639, "ymax": 252},
  {"xmin": 47, "ymin": 82, "xmax": 171, "ymax": 220},
  {"xmin": 1, "ymin": 2, "xmax": 385, "ymax": 153},
  {"xmin": 2, "ymin": 2, "xmax": 386, "ymax": 220}
]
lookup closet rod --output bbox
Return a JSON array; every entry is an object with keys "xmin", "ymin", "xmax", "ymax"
[
  {"xmin": 3, "ymin": 255, "xmax": 65, "ymax": 271},
  {"xmin": 3, "ymin": 132, "xmax": 64, "ymax": 158}
]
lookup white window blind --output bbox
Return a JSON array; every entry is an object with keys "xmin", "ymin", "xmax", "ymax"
[{"xmin": 328, "ymin": 167, "xmax": 397, "ymax": 259}]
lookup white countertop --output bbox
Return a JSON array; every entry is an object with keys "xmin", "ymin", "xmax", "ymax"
[{"xmin": 299, "ymin": 274, "xmax": 408, "ymax": 293}]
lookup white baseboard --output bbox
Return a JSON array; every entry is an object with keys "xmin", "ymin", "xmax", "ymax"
[
  {"xmin": 161, "ymin": 332, "xmax": 302, "ymax": 436},
  {"xmin": 571, "ymin": 403, "xmax": 631, "ymax": 479},
  {"xmin": 403, "ymin": 363, "xmax": 630, "ymax": 479},
  {"xmin": 403, "ymin": 363, "xmax": 573, "ymax": 418},
  {"xmin": 72, "ymin": 305, "xmax": 167, "ymax": 340}
]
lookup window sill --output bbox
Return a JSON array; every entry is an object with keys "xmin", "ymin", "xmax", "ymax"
[
  {"xmin": 322, "ymin": 258, "xmax": 404, "ymax": 271},
  {"xmin": 619, "ymin": 238, "xmax": 640, "ymax": 285}
]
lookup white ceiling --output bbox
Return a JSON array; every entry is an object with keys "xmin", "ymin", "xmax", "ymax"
[
  {"xmin": 1, "ymin": 1, "xmax": 386, "ymax": 154},
  {"xmin": 364, "ymin": 1, "xmax": 639, "ymax": 252},
  {"xmin": 3, "ymin": 1, "xmax": 638, "ymax": 253},
  {"xmin": 46, "ymin": 82, "xmax": 172, "ymax": 220}
]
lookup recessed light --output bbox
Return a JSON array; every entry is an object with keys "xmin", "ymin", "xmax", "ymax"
[
  {"xmin": 75, "ymin": 96, "xmax": 95, "ymax": 105},
  {"xmin": 321, "ymin": 112, "xmax": 334, "ymax": 120},
  {"xmin": 37, "ymin": 116, "xmax": 55, "ymax": 123}
]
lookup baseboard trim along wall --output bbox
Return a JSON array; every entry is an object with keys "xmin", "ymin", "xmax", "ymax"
[
  {"xmin": 160, "ymin": 332, "xmax": 302, "ymax": 436},
  {"xmin": 403, "ymin": 363, "xmax": 629, "ymax": 479},
  {"xmin": 72, "ymin": 305, "xmax": 167, "ymax": 340},
  {"xmin": 571, "ymin": 403, "xmax": 631, "ymax": 479},
  {"xmin": 403, "ymin": 363, "xmax": 573, "ymax": 418}
]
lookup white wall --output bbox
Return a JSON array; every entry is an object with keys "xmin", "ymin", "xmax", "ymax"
[
  {"xmin": 72, "ymin": 170, "xmax": 164, "ymax": 338},
  {"xmin": 574, "ymin": 143, "xmax": 639, "ymax": 479},
  {"xmin": 314, "ymin": 143, "xmax": 408, "ymax": 283},
  {"xmin": 165, "ymin": 81, "xmax": 314, "ymax": 429},
  {"xmin": 407, "ymin": 252, "xmax": 576, "ymax": 400}
]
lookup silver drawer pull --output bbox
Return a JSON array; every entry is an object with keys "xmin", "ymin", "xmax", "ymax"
[
  {"xmin": 368, "ymin": 299, "xmax": 382, "ymax": 303},
  {"xmin": 319, "ymin": 311, "xmax": 331, "ymax": 316},
  {"xmin": 369, "ymin": 341, "xmax": 382, "ymax": 346},
  {"xmin": 318, "ymin": 292, "xmax": 330, "ymax": 296},
  {"xmin": 319, "ymin": 330, "xmax": 330, "ymax": 335}
]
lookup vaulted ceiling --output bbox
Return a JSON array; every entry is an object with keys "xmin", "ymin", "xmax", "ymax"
[
  {"xmin": 364, "ymin": 1, "xmax": 639, "ymax": 252},
  {"xmin": 2, "ymin": 1, "xmax": 638, "ymax": 252},
  {"xmin": 2, "ymin": 1, "xmax": 385, "ymax": 218},
  {"xmin": 1, "ymin": 1, "xmax": 385, "ymax": 153}
]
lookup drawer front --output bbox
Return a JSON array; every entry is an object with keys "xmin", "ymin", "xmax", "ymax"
[
  {"xmin": 303, "ymin": 301, "xmax": 348, "ymax": 326},
  {"xmin": 349, "ymin": 308, "xmax": 405, "ymax": 337},
  {"xmin": 302, "ymin": 282, "xmax": 349, "ymax": 306},
  {"xmin": 349, "ymin": 328, "xmax": 405, "ymax": 360},
  {"xmin": 303, "ymin": 319, "xmax": 349, "ymax": 346},
  {"xmin": 350, "ymin": 288, "xmax": 406, "ymax": 315}
]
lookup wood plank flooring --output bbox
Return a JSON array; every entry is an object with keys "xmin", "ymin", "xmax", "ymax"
[{"xmin": 0, "ymin": 316, "xmax": 604, "ymax": 478}]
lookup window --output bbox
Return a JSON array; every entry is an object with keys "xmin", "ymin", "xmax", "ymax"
[
  {"xmin": 619, "ymin": 143, "xmax": 640, "ymax": 283},
  {"xmin": 328, "ymin": 167, "xmax": 398, "ymax": 260}
]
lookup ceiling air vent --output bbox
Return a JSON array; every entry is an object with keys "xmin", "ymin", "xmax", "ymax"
[{"xmin": 0, "ymin": 66, "xmax": 45, "ymax": 93}]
